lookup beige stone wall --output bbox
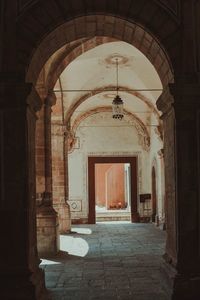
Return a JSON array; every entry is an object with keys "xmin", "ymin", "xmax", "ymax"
[{"xmin": 51, "ymin": 122, "xmax": 71, "ymax": 232}]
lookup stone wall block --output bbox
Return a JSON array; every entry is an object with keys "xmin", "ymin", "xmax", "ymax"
[{"xmin": 37, "ymin": 206, "xmax": 60, "ymax": 256}]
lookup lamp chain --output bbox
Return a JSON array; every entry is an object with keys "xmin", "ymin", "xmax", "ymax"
[{"xmin": 116, "ymin": 58, "xmax": 119, "ymax": 95}]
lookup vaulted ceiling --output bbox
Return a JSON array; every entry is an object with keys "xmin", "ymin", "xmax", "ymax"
[{"xmin": 52, "ymin": 41, "xmax": 162, "ymax": 133}]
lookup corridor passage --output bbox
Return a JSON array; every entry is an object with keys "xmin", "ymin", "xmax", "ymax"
[{"xmin": 41, "ymin": 223, "xmax": 168, "ymax": 300}]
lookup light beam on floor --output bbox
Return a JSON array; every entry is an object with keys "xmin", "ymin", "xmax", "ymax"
[
  {"xmin": 60, "ymin": 235, "xmax": 89, "ymax": 257},
  {"xmin": 71, "ymin": 227, "xmax": 92, "ymax": 235},
  {"xmin": 40, "ymin": 259, "xmax": 61, "ymax": 265},
  {"xmin": 97, "ymin": 221, "xmax": 131, "ymax": 224}
]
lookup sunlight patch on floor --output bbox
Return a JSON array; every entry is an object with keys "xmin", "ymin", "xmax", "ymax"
[
  {"xmin": 40, "ymin": 259, "xmax": 61, "ymax": 265},
  {"xmin": 60, "ymin": 235, "xmax": 89, "ymax": 257},
  {"xmin": 71, "ymin": 227, "xmax": 92, "ymax": 235},
  {"xmin": 96, "ymin": 221, "xmax": 131, "ymax": 224}
]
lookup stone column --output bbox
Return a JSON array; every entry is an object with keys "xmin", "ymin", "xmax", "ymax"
[
  {"xmin": 52, "ymin": 123, "xmax": 71, "ymax": 233},
  {"xmin": 35, "ymin": 101, "xmax": 45, "ymax": 205},
  {"xmin": 157, "ymin": 148, "xmax": 166, "ymax": 230},
  {"xmin": 36, "ymin": 92, "xmax": 59, "ymax": 256},
  {"xmin": 157, "ymin": 83, "xmax": 200, "ymax": 299},
  {"xmin": 0, "ymin": 77, "xmax": 47, "ymax": 299}
]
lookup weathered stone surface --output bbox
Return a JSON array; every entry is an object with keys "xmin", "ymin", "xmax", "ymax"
[
  {"xmin": 41, "ymin": 223, "xmax": 168, "ymax": 300},
  {"xmin": 37, "ymin": 205, "xmax": 60, "ymax": 256},
  {"xmin": 0, "ymin": 81, "xmax": 47, "ymax": 299},
  {"xmin": 52, "ymin": 122, "xmax": 71, "ymax": 233},
  {"xmin": 1, "ymin": 2, "xmax": 200, "ymax": 300}
]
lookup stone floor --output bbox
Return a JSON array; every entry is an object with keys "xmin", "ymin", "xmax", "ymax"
[{"xmin": 40, "ymin": 222, "xmax": 169, "ymax": 300}]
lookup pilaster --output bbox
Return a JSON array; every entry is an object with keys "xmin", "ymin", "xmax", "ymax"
[
  {"xmin": 157, "ymin": 86, "xmax": 177, "ymax": 265},
  {"xmin": 36, "ymin": 91, "xmax": 59, "ymax": 256},
  {"xmin": 157, "ymin": 80, "xmax": 200, "ymax": 300},
  {"xmin": 0, "ymin": 75, "xmax": 47, "ymax": 299},
  {"xmin": 157, "ymin": 148, "xmax": 166, "ymax": 230},
  {"xmin": 51, "ymin": 122, "xmax": 71, "ymax": 233}
]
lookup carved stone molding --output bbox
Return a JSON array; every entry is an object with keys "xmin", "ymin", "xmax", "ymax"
[
  {"xmin": 17, "ymin": 0, "xmax": 33, "ymax": 14},
  {"xmin": 154, "ymin": 125, "xmax": 163, "ymax": 141},
  {"xmin": 66, "ymin": 129, "xmax": 76, "ymax": 153},
  {"xmin": 169, "ymin": 82, "xmax": 200, "ymax": 108},
  {"xmin": 157, "ymin": 82, "xmax": 200, "ymax": 120},
  {"xmin": 0, "ymin": 76, "xmax": 43, "ymax": 116},
  {"xmin": 128, "ymin": 119, "xmax": 150, "ymax": 151},
  {"xmin": 45, "ymin": 90, "xmax": 57, "ymax": 107},
  {"xmin": 51, "ymin": 122, "xmax": 66, "ymax": 136},
  {"xmin": 156, "ymin": 86, "xmax": 174, "ymax": 116},
  {"xmin": 0, "ymin": 75, "xmax": 32, "ymax": 108},
  {"xmin": 21, "ymin": 9, "xmax": 175, "ymax": 87},
  {"xmin": 65, "ymin": 86, "xmax": 161, "ymax": 125},
  {"xmin": 71, "ymin": 107, "xmax": 151, "ymax": 152},
  {"xmin": 156, "ymin": 0, "xmax": 180, "ymax": 18},
  {"xmin": 158, "ymin": 148, "xmax": 164, "ymax": 159},
  {"xmin": 27, "ymin": 87, "xmax": 43, "ymax": 113},
  {"xmin": 0, "ymin": 71, "xmax": 25, "ymax": 83}
]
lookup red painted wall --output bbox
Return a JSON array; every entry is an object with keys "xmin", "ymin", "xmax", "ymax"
[
  {"xmin": 95, "ymin": 164, "xmax": 125, "ymax": 209},
  {"xmin": 95, "ymin": 164, "xmax": 112, "ymax": 207}
]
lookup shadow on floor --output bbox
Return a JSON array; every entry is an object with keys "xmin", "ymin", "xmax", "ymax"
[{"xmin": 41, "ymin": 223, "xmax": 169, "ymax": 300}]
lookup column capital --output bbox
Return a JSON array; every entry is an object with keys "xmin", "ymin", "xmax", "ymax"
[
  {"xmin": 157, "ymin": 148, "xmax": 164, "ymax": 159},
  {"xmin": 45, "ymin": 90, "xmax": 56, "ymax": 107},
  {"xmin": 27, "ymin": 86, "xmax": 43, "ymax": 113},
  {"xmin": 156, "ymin": 85, "xmax": 174, "ymax": 115},
  {"xmin": 169, "ymin": 81, "xmax": 200, "ymax": 97},
  {"xmin": 51, "ymin": 122, "xmax": 66, "ymax": 136},
  {"xmin": 169, "ymin": 81, "xmax": 200, "ymax": 114},
  {"xmin": 41, "ymin": 191, "xmax": 53, "ymax": 206},
  {"xmin": 0, "ymin": 72, "xmax": 25, "ymax": 83},
  {"xmin": 157, "ymin": 82, "xmax": 200, "ymax": 116},
  {"xmin": 65, "ymin": 129, "xmax": 76, "ymax": 153},
  {"xmin": 0, "ymin": 74, "xmax": 42, "ymax": 112}
]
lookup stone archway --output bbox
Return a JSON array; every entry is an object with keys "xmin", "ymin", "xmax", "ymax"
[
  {"xmin": 1, "ymin": 1, "xmax": 200, "ymax": 300},
  {"xmin": 7, "ymin": 2, "xmax": 193, "ymax": 299},
  {"xmin": 29, "ymin": 12, "xmax": 175, "ymax": 263},
  {"xmin": 25, "ymin": 15, "xmax": 175, "ymax": 87},
  {"xmin": 26, "ymin": 16, "xmax": 176, "ymax": 300}
]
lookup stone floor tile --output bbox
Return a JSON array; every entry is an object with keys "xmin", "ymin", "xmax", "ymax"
[{"xmin": 40, "ymin": 223, "xmax": 169, "ymax": 300}]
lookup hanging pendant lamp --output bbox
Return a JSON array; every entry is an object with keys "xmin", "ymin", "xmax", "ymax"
[{"xmin": 112, "ymin": 58, "xmax": 124, "ymax": 120}]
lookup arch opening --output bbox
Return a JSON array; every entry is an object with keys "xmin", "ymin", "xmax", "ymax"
[{"xmin": 24, "ymin": 12, "xmax": 175, "ymax": 299}]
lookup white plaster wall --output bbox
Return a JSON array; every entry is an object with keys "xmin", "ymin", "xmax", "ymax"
[
  {"xmin": 149, "ymin": 116, "xmax": 165, "ymax": 223},
  {"xmin": 68, "ymin": 153, "xmax": 84, "ymax": 197},
  {"xmin": 68, "ymin": 112, "xmax": 152, "ymax": 221}
]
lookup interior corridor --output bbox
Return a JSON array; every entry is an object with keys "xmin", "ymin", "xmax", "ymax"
[{"xmin": 41, "ymin": 223, "xmax": 168, "ymax": 300}]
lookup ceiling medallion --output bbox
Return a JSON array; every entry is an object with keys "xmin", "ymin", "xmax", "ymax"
[{"xmin": 105, "ymin": 54, "xmax": 129, "ymax": 66}]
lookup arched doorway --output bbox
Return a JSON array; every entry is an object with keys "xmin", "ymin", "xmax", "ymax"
[
  {"xmin": 30, "ymin": 29, "xmax": 170, "ymax": 298},
  {"xmin": 2, "ymin": 1, "xmax": 200, "ymax": 299},
  {"xmin": 27, "ymin": 17, "xmax": 174, "ymax": 298}
]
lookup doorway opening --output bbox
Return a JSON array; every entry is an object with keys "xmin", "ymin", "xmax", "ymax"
[
  {"xmin": 88, "ymin": 156, "xmax": 139, "ymax": 224},
  {"xmin": 95, "ymin": 163, "xmax": 131, "ymax": 222}
]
